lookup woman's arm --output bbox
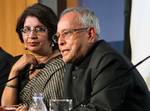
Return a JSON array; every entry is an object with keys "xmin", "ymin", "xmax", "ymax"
[
  {"xmin": 1, "ymin": 54, "xmax": 37, "ymax": 106},
  {"xmin": 1, "ymin": 66, "xmax": 20, "ymax": 105}
]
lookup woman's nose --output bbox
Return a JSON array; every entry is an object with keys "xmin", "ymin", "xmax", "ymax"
[{"xmin": 28, "ymin": 30, "xmax": 37, "ymax": 38}]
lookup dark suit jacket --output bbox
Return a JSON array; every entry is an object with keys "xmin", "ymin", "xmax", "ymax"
[
  {"xmin": 64, "ymin": 40, "xmax": 150, "ymax": 111},
  {"xmin": 0, "ymin": 48, "xmax": 15, "ymax": 104}
]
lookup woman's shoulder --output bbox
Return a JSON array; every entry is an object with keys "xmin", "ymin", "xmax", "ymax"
[
  {"xmin": 47, "ymin": 56, "xmax": 65, "ymax": 67},
  {"xmin": 43, "ymin": 57, "xmax": 65, "ymax": 74}
]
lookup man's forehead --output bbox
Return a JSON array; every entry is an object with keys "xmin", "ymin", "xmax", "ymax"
[
  {"xmin": 59, "ymin": 12, "xmax": 81, "ymax": 23},
  {"xmin": 58, "ymin": 20, "xmax": 82, "ymax": 32},
  {"xmin": 58, "ymin": 14, "xmax": 82, "ymax": 27}
]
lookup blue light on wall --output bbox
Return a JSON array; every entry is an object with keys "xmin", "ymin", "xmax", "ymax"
[{"xmin": 79, "ymin": 0, "xmax": 124, "ymax": 53}]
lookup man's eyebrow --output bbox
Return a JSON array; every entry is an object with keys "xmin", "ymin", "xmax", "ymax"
[{"xmin": 60, "ymin": 29, "xmax": 71, "ymax": 33}]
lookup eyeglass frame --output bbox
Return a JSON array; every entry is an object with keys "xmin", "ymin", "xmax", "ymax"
[
  {"xmin": 20, "ymin": 26, "xmax": 48, "ymax": 36},
  {"xmin": 52, "ymin": 27, "xmax": 89, "ymax": 43}
]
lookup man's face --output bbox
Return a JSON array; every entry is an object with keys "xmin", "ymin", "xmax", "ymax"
[{"xmin": 57, "ymin": 12, "xmax": 96, "ymax": 63}]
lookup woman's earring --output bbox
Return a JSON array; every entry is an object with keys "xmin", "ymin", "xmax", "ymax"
[{"xmin": 51, "ymin": 42, "xmax": 55, "ymax": 47}]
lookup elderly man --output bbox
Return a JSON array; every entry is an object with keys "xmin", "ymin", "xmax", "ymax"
[{"xmin": 53, "ymin": 7, "xmax": 150, "ymax": 111}]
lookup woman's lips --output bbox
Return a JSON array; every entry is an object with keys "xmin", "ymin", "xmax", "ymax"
[{"xmin": 28, "ymin": 42, "xmax": 39, "ymax": 46}]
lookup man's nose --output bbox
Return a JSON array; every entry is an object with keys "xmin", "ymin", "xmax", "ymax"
[{"xmin": 58, "ymin": 36, "xmax": 66, "ymax": 46}]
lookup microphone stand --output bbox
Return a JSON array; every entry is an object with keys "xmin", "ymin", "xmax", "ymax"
[
  {"xmin": 0, "ymin": 63, "xmax": 45, "ymax": 88},
  {"xmin": 0, "ymin": 75, "xmax": 19, "ymax": 88},
  {"xmin": 71, "ymin": 56, "xmax": 150, "ymax": 111}
]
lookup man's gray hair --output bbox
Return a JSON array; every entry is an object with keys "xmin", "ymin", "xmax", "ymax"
[{"xmin": 60, "ymin": 7, "xmax": 101, "ymax": 39}]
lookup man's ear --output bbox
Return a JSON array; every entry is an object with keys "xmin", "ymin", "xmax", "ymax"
[{"xmin": 88, "ymin": 27, "xmax": 97, "ymax": 43}]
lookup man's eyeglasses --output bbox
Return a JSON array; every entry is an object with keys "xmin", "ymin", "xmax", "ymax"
[
  {"xmin": 52, "ymin": 27, "xmax": 88, "ymax": 43},
  {"xmin": 20, "ymin": 26, "xmax": 47, "ymax": 36}
]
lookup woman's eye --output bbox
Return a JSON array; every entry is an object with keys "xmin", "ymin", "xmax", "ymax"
[{"xmin": 22, "ymin": 27, "xmax": 30, "ymax": 33}]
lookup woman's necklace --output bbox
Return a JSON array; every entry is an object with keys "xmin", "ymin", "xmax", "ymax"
[
  {"xmin": 38, "ymin": 55, "xmax": 51, "ymax": 64},
  {"xmin": 29, "ymin": 50, "xmax": 61, "ymax": 79},
  {"xmin": 29, "ymin": 53, "xmax": 51, "ymax": 79}
]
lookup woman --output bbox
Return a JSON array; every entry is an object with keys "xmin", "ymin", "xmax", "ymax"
[{"xmin": 1, "ymin": 3, "xmax": 65, "ymax": 109}]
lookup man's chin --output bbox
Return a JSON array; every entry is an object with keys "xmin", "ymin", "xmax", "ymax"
[
  {"xmin": 63, "ymin": 59, "xmax": 69, "ymax": 63},
  {"xmin": 62, "ymin": 57, "xmax": 71, "ymax": 63}
]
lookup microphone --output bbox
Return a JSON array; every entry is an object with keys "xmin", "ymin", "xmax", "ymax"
[
  {"xmin": 0, "ymin": 63, "xmax": 45, "ymax": 88},
  {"xmin": 29, "ymin": 63, "xmax": 46, "ymax": 71},
  {"xmin": 35, "ymin": 63, "xmax": 45, "ymax": 69},
  {"xmin": 71, "ymin": 55, "xmax": 150, "ymax": 111}
]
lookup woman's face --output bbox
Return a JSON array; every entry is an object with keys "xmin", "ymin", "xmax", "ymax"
[{"xmin": 22, "ymin": 16, "xmax": 51, "ymax": 54}]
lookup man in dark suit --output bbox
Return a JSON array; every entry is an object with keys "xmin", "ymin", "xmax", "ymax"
[
  {"xmin": 54, "ymin": 7, "xmax": 150, "ymax": 111},
  {"xmin": 0, "ymin": 47, "xmax": 14, "ymax": 104}
]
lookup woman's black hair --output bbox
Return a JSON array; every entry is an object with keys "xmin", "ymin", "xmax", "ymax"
[{"xmin": 16, "ymin": 3, "xmax": 58, "ymax": 50}]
